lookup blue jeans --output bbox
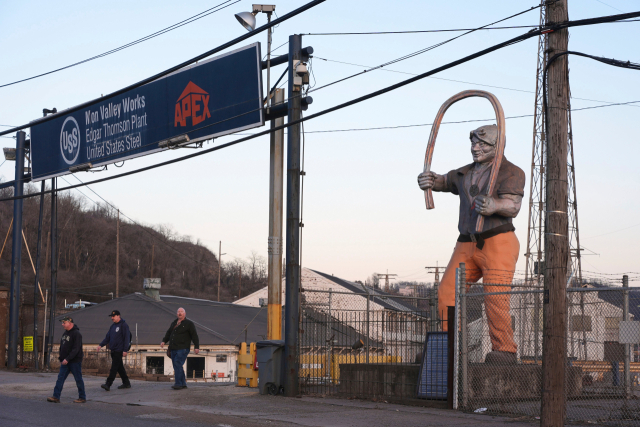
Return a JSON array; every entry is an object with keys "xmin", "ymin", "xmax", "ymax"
[
  {"xmin": 53, "ymin": 362, "xmax": 86, "ymax": 400},
  {"xmin": 171, "ymin": 349, "xmax": 190, "ymax": 387}
]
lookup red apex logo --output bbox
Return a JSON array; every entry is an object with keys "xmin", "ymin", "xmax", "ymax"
[{"xmin": 174, "ymin": 82, "xmax": 212, "ymax": 127}]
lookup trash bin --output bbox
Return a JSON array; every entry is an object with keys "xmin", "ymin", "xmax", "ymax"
[{"xmin": 256, "ymin": 340, "xmax": 285, "ymax": 395}]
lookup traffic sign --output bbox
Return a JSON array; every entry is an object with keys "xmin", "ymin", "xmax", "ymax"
[{"xmin": 31, "ymin": 43, "xmax": 264, "ymax": 181}]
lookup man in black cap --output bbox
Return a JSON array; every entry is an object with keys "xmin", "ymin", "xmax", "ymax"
[
  {"xmin": 47, "ymin": 317, "xmax": 86, "ymax": 403},
  {"xmin": 96, "ymin": 310, "xmax": 132, "ymax": 391}
]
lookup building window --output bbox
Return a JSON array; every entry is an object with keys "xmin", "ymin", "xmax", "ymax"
[{"xmin": 216, "ymin": 354, "xmax": 227, "ymax": 363}]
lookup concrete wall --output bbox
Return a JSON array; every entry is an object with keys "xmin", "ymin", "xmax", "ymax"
[{"xmin": 338, "ymin": 363, "xmax": 420, "ymax": 399}]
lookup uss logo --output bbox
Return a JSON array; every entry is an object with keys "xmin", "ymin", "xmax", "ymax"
[{"xmin": 174, "ymin": 82, "xmax": 212, "ymax": 127}]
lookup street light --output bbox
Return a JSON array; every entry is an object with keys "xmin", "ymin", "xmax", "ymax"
[{"xmin": 235, "ymin": 5, "xmax": 276, "ymax": 110}]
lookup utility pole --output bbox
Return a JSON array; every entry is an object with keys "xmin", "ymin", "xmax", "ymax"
[
  {"xmin": 116, "ymin": 209, "xmax": 120, "ymax": 298},
  {"xmin": 217, "ymin": 241, "xmax": 222, "ymax": 302},
  {"xmin": 47, "ymin": 177, "xmax": 58, "ymax": 369},
  {"xmin": 268, "ymin": 88, "xmax": 285, "ymax": 340},
  {"xmin": 8, "ymin": 130, "xmax": 26, "ymax": 369},
  {"xmin": 284, "ymin": 34, "xmax": 303, "ymax": 398},
  {"xmin": 376, "ymin": 272, "xmax": 397, "ymax": 293},
  {"xmin": 541, "ymin": 0, "xmax": 569, "ymax": 425},
  {"xmin": 32, "ymin": 180, "xmax": 46, "ymax": 370},
  {"xmin": 425, "ymin": 264, "xmax": 441, "ymax": 326}
]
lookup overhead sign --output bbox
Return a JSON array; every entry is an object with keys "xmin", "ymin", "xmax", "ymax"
[{"xmin": 31, "ymin": 43, "xmax": 264, "ymax": 181}]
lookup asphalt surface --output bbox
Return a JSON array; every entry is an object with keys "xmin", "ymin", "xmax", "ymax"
[{"xmin": 0, "ymin": 370, "xmax": 542, "ymax": 427}]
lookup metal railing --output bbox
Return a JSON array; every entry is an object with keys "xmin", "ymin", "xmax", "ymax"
[{"xmin": 298, "ymin": 288, "xmax": 444, "ymax": 400}]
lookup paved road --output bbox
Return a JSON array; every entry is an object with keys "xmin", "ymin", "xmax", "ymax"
[{"xmin": 0, "ymin": 370, "xmax": 541, "ymax": 427}]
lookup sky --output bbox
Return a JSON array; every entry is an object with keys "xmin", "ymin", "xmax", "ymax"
[{"xmin": 1, "ymin": 0, "xmax": 639, "ymax": 286}]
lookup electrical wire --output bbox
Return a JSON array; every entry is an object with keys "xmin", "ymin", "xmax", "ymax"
[
  {"xmin": 0, "ymin": 0, "xmax": 328, "ymax": 137},
  {"xmin": 307, "ymin": 4, "xmax": 545, "ymax": 95},
  {"xmin": 313, "ymin": 56, "xmax": 640, "ymax": 108},
  {"xmin": 0, "ymin": 1, "xmax": 239, "ymax": 89},
  {"xmin": 300, "ymin": 100, "xmax": 640, "ymax": 133},
  {"xmin": 304, "ymin": 18, "xmax": 640, "ymax": 36},
  {"xmin": 1, "ymin": 10, "xmax": 639, "ymax": 203}
]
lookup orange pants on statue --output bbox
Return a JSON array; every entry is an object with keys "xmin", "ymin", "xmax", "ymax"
[{"xmin": 438, "ymin": 231, "xmax": 519, "ymax": 353}]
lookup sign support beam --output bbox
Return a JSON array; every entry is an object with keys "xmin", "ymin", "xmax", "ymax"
[{"xmin": 8, "ymin": 130, "xmax": 26, "ymax": 369}]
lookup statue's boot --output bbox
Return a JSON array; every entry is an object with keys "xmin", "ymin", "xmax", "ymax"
[{"xmin": 484, "ymin": 351, "xmax": 517, "ymax": 365}]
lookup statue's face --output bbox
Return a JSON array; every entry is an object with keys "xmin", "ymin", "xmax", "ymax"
[{"xmin": 470, "ymin": 135, "xmax": 496, "ymax": 164}]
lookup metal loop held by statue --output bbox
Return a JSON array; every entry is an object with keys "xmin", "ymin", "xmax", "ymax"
[{"xmin": 423, "ymin": 90, "xmax": 506, "ymax": 233}]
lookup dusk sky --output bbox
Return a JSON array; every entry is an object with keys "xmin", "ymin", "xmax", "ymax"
[{"xmin": 1, "ymin": 0, "xmax": 638, "ymax": 285}]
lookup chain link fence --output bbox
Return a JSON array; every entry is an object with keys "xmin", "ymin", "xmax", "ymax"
[
  {"xmin": 298, "ymin": 287, "xmax": 445, "ymax": 402},
  {"xmin": 455, "ymin": 265, "xmax": 640, "ymax": 425}
]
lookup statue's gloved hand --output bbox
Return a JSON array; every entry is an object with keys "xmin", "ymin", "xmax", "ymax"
[
  {"xmin": 474, "ymin": 195, "xmax": 497, "ymax": 216},
  {"xmin": 418, "ymin": 171, "xmax": 446, "ymax": 191},
  {"xmin": 475, "ymin": 194, "xmax": 522, "ymax": 217}
]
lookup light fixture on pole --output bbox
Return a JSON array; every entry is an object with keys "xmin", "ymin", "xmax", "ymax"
[{"xmin": 235, "ymin": 5, "xmax": 276, "ymax": 112}]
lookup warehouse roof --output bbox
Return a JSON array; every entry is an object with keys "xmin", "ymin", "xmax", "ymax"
[{"xmin": 53, "ymin": 292, "xmax": 267, "ymax": 345}]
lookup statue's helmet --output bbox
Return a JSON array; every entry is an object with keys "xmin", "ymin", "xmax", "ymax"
[{"xmin": 469, "ymin": 124, "xmax": 500, "ymax": 146}]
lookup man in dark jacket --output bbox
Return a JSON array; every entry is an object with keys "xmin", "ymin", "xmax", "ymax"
[
  {"xmin": 47, "ymin": 317, "xmax": 86, "ymax": 403},
  {"xmin": 97, "ymin": 310, "xmax": 131, "ymax": 391},
  {"xmin": 161, "ymin": 307, "xmax": 199, "ymax": 390}
]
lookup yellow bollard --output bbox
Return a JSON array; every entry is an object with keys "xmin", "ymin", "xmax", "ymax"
[{"xmin": 237, "ymin": 342, "xmax": 258, "ymax": 387}]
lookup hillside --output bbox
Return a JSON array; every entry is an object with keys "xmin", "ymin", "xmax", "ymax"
[{"xmin": 0, "ymin": 181, "xmax": 267, "ymax": 308}]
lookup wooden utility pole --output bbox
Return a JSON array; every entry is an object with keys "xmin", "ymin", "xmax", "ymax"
[
  {"xmin": 116, "ymin": 209, "xmax": 120, "ymax": 298},
  {"xmin": 541, "ymin": 0, "xmax": 569, "ymax": 425}
]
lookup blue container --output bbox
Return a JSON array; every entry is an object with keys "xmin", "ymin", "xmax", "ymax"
[{"xmin": 417, "ymin": 332, "xmax": 448, "ymax": 399}]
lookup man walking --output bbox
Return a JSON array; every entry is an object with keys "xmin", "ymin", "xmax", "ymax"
[
  {"xmin": 47, "ymin": 317, "xmax": 86, "ymax": 403},
  {"xmin": 161, "ymin": 307, "xmax": 199, "ymax": 390},
  {"xmin": 97, "ymin": 310, "xmax": 132, "ymax": 391}
]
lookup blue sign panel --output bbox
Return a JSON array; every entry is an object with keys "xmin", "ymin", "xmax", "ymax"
[{"xmin": 31, "ymin": 43, "xmax": 264, "ymax": 181}]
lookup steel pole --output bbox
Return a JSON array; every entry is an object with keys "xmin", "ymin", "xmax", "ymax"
[
  {"xmin": 459, "ymin": 262, "xmax": 467, "ymax": 410},
  {"xmin": 8, "ymin": 131, "xmax": 26, "ymax": 369},
  {"xmin": 32, "ymin": 181, "xmax": 45, "ymax": 370},
  {"xmin": 267, "ymin": 88, "xmax": 285, "ymax": 340},
  {"xmin": 47, "ymin": 178, "xmax": 57, "ymax": 368},
  {"xmin": 623, "ymin": 275, "xmax": 630, "ymax": 399},
  {"xmin": 284, "ymin": 34, "xmax": 303, "ymax": 397},
  {"xmin": 116, "ymin": 209, "xmax": 120, "ymax": 298}
]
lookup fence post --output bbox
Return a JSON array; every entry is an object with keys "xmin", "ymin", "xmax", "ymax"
[
  {"xmin": 623, "ymin": 275, "xmax": 630, "ymax": 399},
  {"xmin": 366, "ymin": 294, "xmax": 370, "ymax": 364},
  {"xmin": 459, "ymin": 262, "xmax": 467, "ymax": 409},
  {"xmin": 327, "ymin": 290, "xmax": 332, "ymax": 381}
]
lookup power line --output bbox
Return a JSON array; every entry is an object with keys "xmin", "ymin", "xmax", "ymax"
[
  {"xmin": 306, "ymin": 25, "xmax": 541, "ymax": 35},
  {"xmin": 305, "ymin": 18, "xmax": 640, "ymax": 36},
  {"xmin": 307, "ymin": 4, "xmax": 545, "ymax": 95},
  {"xmin": 301, "ymin": 100, "xmax": 640, "ymax": 133},
  {"xmin": 0, "ymin": 0, "xmax": 239, "ymax": 89},
  {"xmin": 313, "ymin": 56, "xmax": 640, "ymax": 108},
  {"xmin": 0, "ymin": 10, "xmax": 638, "ymax": 203}
]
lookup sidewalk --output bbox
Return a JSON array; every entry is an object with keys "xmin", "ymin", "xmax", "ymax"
[{"xmin": 0, "ymin": 370, "xmax": 538, "ymax": 426}]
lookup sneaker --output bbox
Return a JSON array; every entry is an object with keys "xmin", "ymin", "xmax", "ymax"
[
  {"xmin": 101, "ymin": 384, "xmax": 111, "ymax": 391},
  {"xmin": 73, "ymin": 398, "xmax": 86, "ymax": 403},
  {"xmin": 171, "ymin": 385, "xmax": 183, "ymax": 390},
  {"xmin": 117, "ymin": 384, "xmax": 131, "ymax": 389},
  {"xmin": 181, "ymin": 385, "xmax": 188, "ymax": 389},
  {"xmin": 47, "ymin": 397, "xmax": 60, "ymax": 403}
]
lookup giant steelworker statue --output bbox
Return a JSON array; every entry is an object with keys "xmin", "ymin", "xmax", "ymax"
[{"xmin": 418, "ymin": 124, "xmax": 524, "ymax": 364}]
